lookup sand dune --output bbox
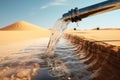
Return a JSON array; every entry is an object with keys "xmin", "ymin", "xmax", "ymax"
[
  {"xmin": 0, "ymin": 21, "xmax": 47, "ymax": 31},
  {"xmin": 0, "ymin": 21, "xmax": 50, "ymax": 45},
  {"xmin": 0, "ymin": 21, "xmax": 51, "ymax": 57}
]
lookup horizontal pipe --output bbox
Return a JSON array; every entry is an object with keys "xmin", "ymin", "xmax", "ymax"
[{"xmin": 61, "ymin": 0, "xmax": 120, "ymax": 22}]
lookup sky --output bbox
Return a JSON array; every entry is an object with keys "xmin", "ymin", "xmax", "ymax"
[{"xmin": 0, "ymin": 0, "xmax": 120, "ymax": 30}]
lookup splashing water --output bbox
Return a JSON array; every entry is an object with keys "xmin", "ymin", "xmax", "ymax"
[
  {"xmin": 0, "ymin": 19, "xmax": 91, "ymax": 80},
  {"xmin": 45, "ymin": 19, "xmax": 70, "ymax": 57},
  {"xmin": 42, "ymin": 19, "xmax": 71, "ymax": 78},
  {"xmin": 42, "ymin": 19, "xmax": 91, "ymax": 80}
]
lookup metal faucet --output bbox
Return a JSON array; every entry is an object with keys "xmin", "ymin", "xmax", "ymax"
[{"xmin": 61, "ymin": 0, "xmax": 120, "ymax": 22}]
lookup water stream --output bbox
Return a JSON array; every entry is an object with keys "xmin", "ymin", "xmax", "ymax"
[
  {"xmin": 0, "ymin": 38, "xmax": 91, "ymax": 80},
  {"xmin": 45, "ymin": 19, "xmax": 70, "ymax": 56},
  {"xmin": 43, "ymin": 19, "xmax": 71, "ymax": 78},
  {"xmin": 0, "ymin": 19, "xmax": 91, "ymax": 80},
  {"xmin": 41, "ymin": 19, "xmax": 91, "ymax": 79}
]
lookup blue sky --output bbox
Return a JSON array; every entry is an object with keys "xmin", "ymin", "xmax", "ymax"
[{"xmin": 0, "ymin": 0, "xmax": 120, "ymax": 30}]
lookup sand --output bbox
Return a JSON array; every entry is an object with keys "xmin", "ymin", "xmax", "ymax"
[
  {"xmin": 65, "ymin": 30, "xmax": 120, "ymax": 46},
  {"xmin": 0, "ymin": 21, "xmax": 51, "ymax": 79},
  {"xmin": 0, "ymin": 21, "xmax": 51, "ymax": 57},
  {"xmin": 0, "ymin": 21, "xmax": 46, "ymax": 31},
  {"xmin": 0, "ymin": 20, "xmax": 120, "ymax": 79},
  {"xmin": 65, "ymin": 30, "xmax": 120, "ymax": 80}
]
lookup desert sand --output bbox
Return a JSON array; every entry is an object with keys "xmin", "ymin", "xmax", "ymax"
[
  {"xmin": 65, "ymin": 29, "xmax": 120, "ymax": 80},
  {"xmin": 0, "ymin": 21, "xmax": 51, "ymax": 57},
  {"xmin": 65, "ymin": 29, "xmax": 120, "ymax": 46},
  {"xmin": 0, "ymin": 21, "xmax": 52, "ymax": 80}
]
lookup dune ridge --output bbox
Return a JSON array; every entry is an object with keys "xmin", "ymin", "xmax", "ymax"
[{"xmin": 0, "ymin": 21, "xmax": 47, "ymax": 31}]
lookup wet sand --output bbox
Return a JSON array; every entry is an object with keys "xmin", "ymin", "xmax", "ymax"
[
  {"xmin": 0, "ymin": 37, "xmax": 91, "ymax": 80},
  {"xmin": 0, "ymin": 21, "xmax": 53, "ymax": 79},
  {"xmin": 65, "ymin": 29, "xmax": 120, "ymax": 80}
]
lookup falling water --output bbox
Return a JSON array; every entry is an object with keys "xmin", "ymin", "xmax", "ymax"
[
  {"xmin": 37, "ymin": 18, "xmax": 91, "ymax": 80},
  {"xmin": 0, "ymin": 19, "xmax": 91, "ymax": 80},
  {"xmin": 45, "ymin": 19, "xmax": 70, "ymax": 57},
  {"xmin": 42, "ymin": 19, "xmax": 72, "ymax": 78}
]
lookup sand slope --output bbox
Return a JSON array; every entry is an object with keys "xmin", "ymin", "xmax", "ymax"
[
  {"xmin": 65, "ymin": 33, "xmax": 120, "ymax": 80},
  {"xmin": 0, "ymin": 21, "xmax": 51, "ymax": 56},
  {"xmin": 65, "ymin": 29, "xmax": 120, "ymax": 80},
  {"xmin": 0, "ymin": 21, "xmax": 46, "ymax": 31},
  {"xmin": 0, "ymin": 21, "xmax": 50, "ymax": 45}
]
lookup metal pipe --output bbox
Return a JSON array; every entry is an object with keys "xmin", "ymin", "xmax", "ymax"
[{"xmin": 61, "ymin": 0, "xmax": 120, "ymax": 22}]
